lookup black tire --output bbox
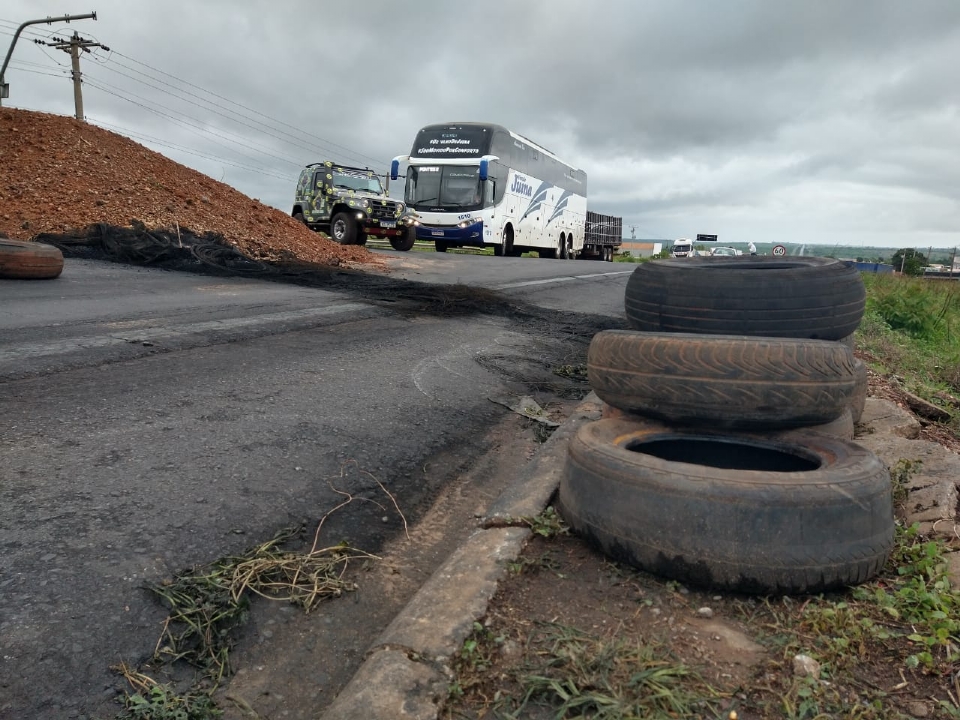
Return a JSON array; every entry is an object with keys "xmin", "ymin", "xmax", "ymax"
[
  {"xmin": 435, "ymin": 241, "xmax": 448, "ymax": 253},
  {"xmin": 559, "ymin": 235, "xmax": 569, "ymax": 260},
  {"xmin": 501, "ymin": 228, "xmax": 514, "ymax": 257},
  {"xmin": 389, "ymin": 227, "xmax": 416, "ymax": 252},
  {"xmin": 0, "ymin": 239, "xmax": 64, "ymax": 279},
  {"xmin": 330, "ymin": 211, "xmax": 358, "ymax": 245},
  {"xmin": 624, "ymin": 256, "xmax": 866, "ymax": 340},
  {"xmin": 556, "ymin": 417, "xmax": 894, "ymax": 595},
  {"xmin": 806, "ymin": 408, "xmax": 854, "ymax": 440},
  {"xmin": 839, "ymin": 333, "xmax": 856, "ymax": 352},
  {"xmin": 588, "ymin": 331, "xmax": 859, "ymax": 429},
  {"xmin": 850, "ymin": 358, "xmax": 868, "ymax": 424},
  {"xmin": 356, "ymin": 230, "xmax": 368, "ymax": 247}
]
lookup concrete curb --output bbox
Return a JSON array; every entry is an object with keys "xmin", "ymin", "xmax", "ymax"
[{"xmin": 318, "ymin": 394, "xmax": 602, "ymax": 720}]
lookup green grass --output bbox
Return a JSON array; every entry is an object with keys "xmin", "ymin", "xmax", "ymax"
[
  {"xmin": 858, "ymin": 273, "xmax": 960, "ymax": 425},
  {"xmin": 449, "ymin": 621, "xmax": 722, "ymax": 719}
]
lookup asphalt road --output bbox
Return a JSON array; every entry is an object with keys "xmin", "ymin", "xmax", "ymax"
[{"xmin": 0, "ymin": 249, "xmax": 630, "ymax": 719}]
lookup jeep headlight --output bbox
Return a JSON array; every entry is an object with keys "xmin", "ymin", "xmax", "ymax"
[{"xmin": 361, "ymin": 199, "xmax": 370, "ymax": 208}]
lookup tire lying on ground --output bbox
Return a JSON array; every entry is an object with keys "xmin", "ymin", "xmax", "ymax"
[
  {"xmin": 588, "ymin": 330, "xmax": 859, "ymax": 430},
  {"xmin": 556, "ymin": 417, "xmax": 894, "ymax": 595},
  {"xmin": 0, "ymin": 239, "xmax": 64, "ymax": 279},
  {"xmin": 624, "ymin": 256, "xmax": 866, "ymax": 340}
]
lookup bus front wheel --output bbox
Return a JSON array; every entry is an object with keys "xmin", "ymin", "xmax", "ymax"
[{"xmin": 496, "ymin": 227, "xmax": 514, "ymax": 257}]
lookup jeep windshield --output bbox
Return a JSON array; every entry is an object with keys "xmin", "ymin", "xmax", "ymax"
[
  {"xmin": 405, "ymin": 165, "xmax": 482, "ymax": 211},
  {"xmin": 332, "ymin": 170, "xmax": 384, "ymax": 195}
]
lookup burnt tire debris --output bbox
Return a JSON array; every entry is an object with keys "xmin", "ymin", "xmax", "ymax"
[{"xmin": 33, "ymin": 223, "xmax": 625, "ymax": 333}]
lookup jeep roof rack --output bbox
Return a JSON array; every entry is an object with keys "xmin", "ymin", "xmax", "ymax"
[{"xmin": 304, "ymin": 161, "xmax": 373, "ymax": 172}]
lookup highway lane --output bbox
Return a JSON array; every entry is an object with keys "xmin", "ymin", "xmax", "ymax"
[{"xmin": 0, "ymin": 251, "xmax": 630, "ymax": 719}]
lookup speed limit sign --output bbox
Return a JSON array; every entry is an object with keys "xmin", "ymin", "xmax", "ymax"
[{"xmin": 772, "ymin": 244, "xmax": 787, "ymax": 256}]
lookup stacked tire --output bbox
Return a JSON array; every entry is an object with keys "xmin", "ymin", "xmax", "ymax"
[{"xmin": 557, "ymin": 256, "xmax": 893, "ymax": 595}]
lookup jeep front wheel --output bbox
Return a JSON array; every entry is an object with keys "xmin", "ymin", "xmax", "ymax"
[
  {"xmin": 390, "ymin": 227, "xmax": 416, "ymax": 252},
  {"xmin": 331, "ymin": 211, "xmax": 358, "ymax": 245}
]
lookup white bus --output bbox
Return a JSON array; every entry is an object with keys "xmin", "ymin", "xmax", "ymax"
[{"xmin": 390, "ymin": 122, "xmax": 587, "ymax": 258}]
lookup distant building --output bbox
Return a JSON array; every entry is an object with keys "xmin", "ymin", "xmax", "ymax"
[{"xmin": 621, "ymin": 240, "xmax": 664, "ymax": 258}]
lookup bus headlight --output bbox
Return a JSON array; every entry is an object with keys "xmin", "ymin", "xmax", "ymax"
[{"xmin": 458, "ymin": 216, "xmax": 481, "ymax": 228}]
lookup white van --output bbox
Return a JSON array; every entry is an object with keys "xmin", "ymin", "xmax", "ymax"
[{"xmin": 671, "ymin": 238, "xmax": 694, "ymax": 258}]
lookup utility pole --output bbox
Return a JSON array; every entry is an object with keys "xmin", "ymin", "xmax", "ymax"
[
  {"xmin": 37, "ymin": 31, "xmax": 109, "ymax": 121},
  {"xmin": 0, "ymin": 12, "xmax": 97, "ymax": 106}
]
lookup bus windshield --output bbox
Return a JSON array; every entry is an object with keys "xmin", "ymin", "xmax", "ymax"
[{"xmin": 405, "ymin": 165, "xmax": 482, "ymax": 211}]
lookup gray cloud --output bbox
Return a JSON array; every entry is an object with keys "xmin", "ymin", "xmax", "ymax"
[{"xmin": 3, "ymin": 0, "xmax": 959, "ymax": 247}]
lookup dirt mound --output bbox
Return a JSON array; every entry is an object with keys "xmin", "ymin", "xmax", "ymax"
[{"xmin": 0, "ymin": 107, "xmax": 378, "ymax": 268}]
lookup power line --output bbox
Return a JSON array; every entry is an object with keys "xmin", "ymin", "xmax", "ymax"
[
  {"xmin": 110, "ymin": 49, "xmax": 387, "ymax": 167},
  {"xmin": 5, "ymin": 64, "xmax": 68, "ymax": 80},
  {"xmin": 86, "ymin": 116, "xmax": 297, "ymax": 182},
  {"xmin": 82, "ymin": 76, "xmax": 303, "ymax": 169},
  {"xmin": 32, "ymin": 30, "xmax": 109, "ymax": 120},
  {"xmin": 87, "ymin": 61, "xmax": 333, "ymax": 165},
  {"xmin": 99, "ymin": 55, "xmax": 379, "ymax": 168}
]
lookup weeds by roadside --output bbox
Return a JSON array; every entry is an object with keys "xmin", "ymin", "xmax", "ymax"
[
  {"xmin": 110, "ymin": 462, "xmax": 405, "ymax": 718},
  {"xmin": 859, "ymin": 273, "xmax": 960, "ymax": 429},
  {"xmin": 147, "ymin": 526, "xmax": 374, "ymax": 682},
  {"xmin": 733, "ymin": 458, "xmax": 960, "ymax": 718},
  {"xmin": 112, "ymin": 663, "xmax": 222, "ymax": 720}
]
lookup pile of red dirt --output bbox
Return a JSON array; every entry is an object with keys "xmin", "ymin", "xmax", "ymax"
[{"xmin": 0, "ymin": 107, "xmax": 379, "ymax": 268}]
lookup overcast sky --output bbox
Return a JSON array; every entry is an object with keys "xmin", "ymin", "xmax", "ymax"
[{"xmin": 3, "ymin": 0, "xmax": 959, "ymax": 249}]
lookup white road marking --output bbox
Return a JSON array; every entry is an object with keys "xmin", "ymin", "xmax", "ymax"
[
  {"xmin": 0, "ymin": 302, "xmax": 373, "ymax": 362},
  {"xmin": 496, "ymin": 270, "xmax": 632, "ymax": 289}
]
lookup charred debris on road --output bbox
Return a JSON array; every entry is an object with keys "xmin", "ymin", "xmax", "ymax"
[{"xmin": 34, "ymin": 222, "xmax": 624, "ymax": 338}]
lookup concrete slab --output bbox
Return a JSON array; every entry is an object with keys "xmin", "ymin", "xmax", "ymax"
[
  {"xmin": 483, "ymin": 399, "xmax": 600, "ymax": 523},
  {"xmin": 317, "ymin": 648, "xmax": 449, "ymax": 720},
  {"xmin": 854, "ymin": 408, "xmax": 960, "ymax": 537},
  {"xmin": 375, "ymin": 526, "xmax": 530, "ymax": 659},
  {"xmin": 858, "ymin": 397, "xmax": 921, "ymax": 439}
]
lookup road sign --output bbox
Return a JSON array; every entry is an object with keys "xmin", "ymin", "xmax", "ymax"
[
  {"xmin": 696, "ymin": 234, "xmax": 717, "ymax": 242},
  {"xmin": 772, "ymin": 244, "xmax": 787, "ymax": 256}
]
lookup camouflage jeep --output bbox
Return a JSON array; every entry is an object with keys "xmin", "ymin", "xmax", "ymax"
[{"xmin": 292, "ymin": 161, "xmax": 418, "ymax": 250}]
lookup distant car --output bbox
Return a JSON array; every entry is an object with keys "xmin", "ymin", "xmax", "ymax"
[{"xmin": 710, "ymin": 246, "xmax": 742, "ymax": 257}]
